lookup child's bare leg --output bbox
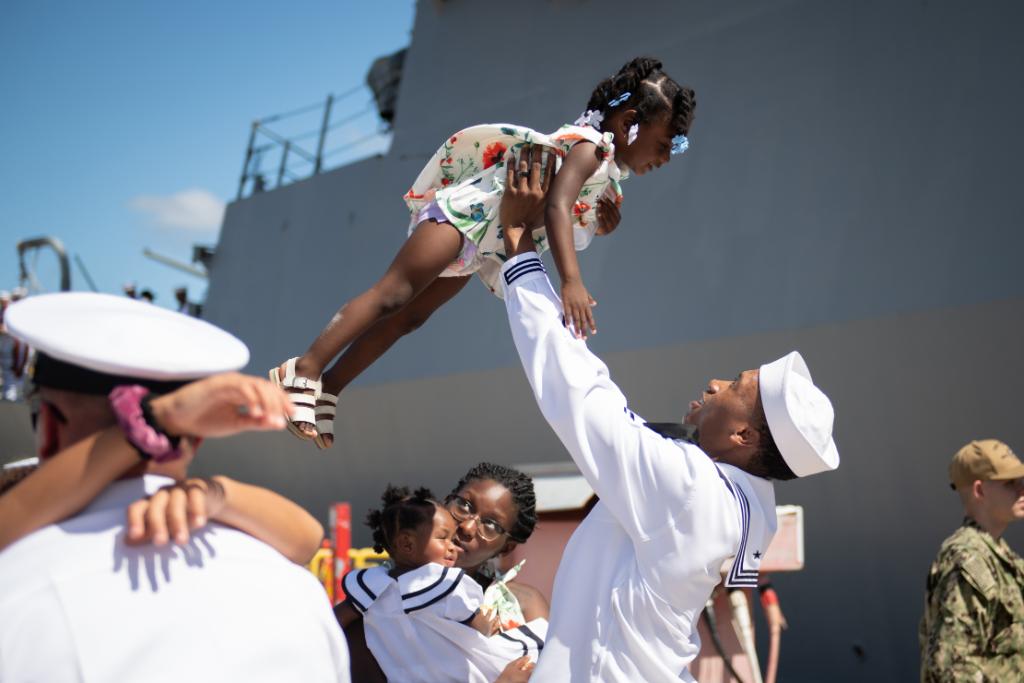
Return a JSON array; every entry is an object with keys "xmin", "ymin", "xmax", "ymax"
[
  {"xmin": 315, "ymin": 275, "xmax": 470, "ymax": 446},
  {"xmin": 321, "ymin": 275, "xmax": 471, "ymax": 395},
  {"xmin": 277, "ymin": 220, "xmax": 462, "ymax": 437}
]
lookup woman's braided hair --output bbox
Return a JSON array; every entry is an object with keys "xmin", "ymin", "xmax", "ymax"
[
  {"xmin": 451, "ymin": 462, "xmax": 537, "ymax": 543},
  {"xmin": 586, "ymin": 56, "xmax": 696, "ymax": 136},
  {"xmin": 365, "ymin": 484, "xmax": 439, "ymax": 554}
]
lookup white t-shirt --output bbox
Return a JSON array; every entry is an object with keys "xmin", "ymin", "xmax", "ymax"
[
  {"xmin": 344, "ymin": 563, "xmax": 546, "ymax": 682},
  {"xmin": 501, "ymin": 253, "xmax": 777, "ymax": 683},
  {"xmin": 0, "ymin": 475, "xmax": 350, "ymax": 683}
]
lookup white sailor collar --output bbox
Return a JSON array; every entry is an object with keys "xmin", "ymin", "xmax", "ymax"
[
  {"xmin": 343, "ymin": 563, "xmax": 473, "ymax": 616},
  {"xmin": 715, "ymin": 465, "xmax": 778, "ymax": 588}
]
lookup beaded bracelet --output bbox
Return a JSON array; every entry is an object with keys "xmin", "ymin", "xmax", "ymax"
[{"xmin": 109, "ymin": 385, "xmax": 183, "ymax": 463}]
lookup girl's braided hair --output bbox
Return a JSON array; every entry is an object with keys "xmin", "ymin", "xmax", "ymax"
[
  {"xmin": 586, "ymin": 56, "xmax": 696, "ymax": 136},
  {"xmin": 365, "ymin": 484, "xmax": 439, "ymax": 554},
  {"xmin": 451, "ymin": 462, "xmax": 537, "ymax": 543}
]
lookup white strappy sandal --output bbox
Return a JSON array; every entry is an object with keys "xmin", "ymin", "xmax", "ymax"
[
  {"xmin": 269, "ymin": 357, "xmax": 321, "ymax": 441},
  {"xmin": 314, "ymin": 391, "xmax": 338, "ymax": 450}
]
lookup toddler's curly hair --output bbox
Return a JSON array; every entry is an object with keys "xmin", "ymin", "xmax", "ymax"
[{"xmin": 365, "ymin": 484, "xmax": 439, "ymax": 555}]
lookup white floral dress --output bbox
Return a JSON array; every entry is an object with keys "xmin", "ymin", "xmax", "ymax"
[{"xmin": 403, "ymin": 123, "xmax": 627, "ymax": 296}]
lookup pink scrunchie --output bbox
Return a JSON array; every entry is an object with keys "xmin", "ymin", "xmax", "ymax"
[{"xmin": 109, "ymin": 385, "xmax": 182, "ymax": 463}]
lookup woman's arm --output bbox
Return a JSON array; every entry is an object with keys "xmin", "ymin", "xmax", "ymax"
[
  {"xmin": 541, "ymin": 142, "xmax": 602, "ymax": 339},
  {"xmin": 0, "ymin": 426, "xmax": 139, "ymax": 550},
  {"xmin": 124, "ymin": 476, "xmax": 325, "ymax": 564},
  {"xmin": 0, "ymin": 372, "xmax": 291, "ymax": 552},
  {"xmin": 334, "ymin": 598, "xmax": 363, "ymax": 629},
  {"xmin": 210, "ymin": 477, "xmax": 323, "ymax": 563}
]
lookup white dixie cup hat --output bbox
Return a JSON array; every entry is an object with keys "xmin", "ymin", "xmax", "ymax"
[
  {"xmin": 5, "ymin": 292, "xmax": 249, "ymax": 394},
  {"xmin": 758, "ymin": 351, "xmax": 839, "ymax": 478}
]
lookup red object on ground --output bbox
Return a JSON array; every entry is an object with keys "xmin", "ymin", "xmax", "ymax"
[{"xmin": 331, "ymin": 503, "xmax": 351, "ymax": 603}]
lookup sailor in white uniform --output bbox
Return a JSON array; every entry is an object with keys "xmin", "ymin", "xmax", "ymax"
[
  {"xmin": 343, "ymin": 562, "xmax": 546, "ymax": 683},
  {"xmin": 0, "ymin": 293, "xmax": 350, "ymax": 683},
  {"xmin": 494, "ymin": 173, "xmax": 840, "ymax": 682}
]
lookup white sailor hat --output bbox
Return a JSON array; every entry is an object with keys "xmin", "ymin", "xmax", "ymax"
[
  {"xmin": 5, "ymin": 292, "xmax": 249, "ymax": 395},
  {"xmin": 759, "ymin": 351, "xmax": 839, "ymax": 478}
]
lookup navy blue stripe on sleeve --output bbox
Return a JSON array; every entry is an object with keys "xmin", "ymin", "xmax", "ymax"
[{"xmin": 504, "ymin": 256, "xmax": 545, "ymax": 286}]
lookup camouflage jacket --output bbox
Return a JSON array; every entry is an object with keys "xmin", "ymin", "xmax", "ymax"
[{"xmin": 919, "ymin": 517, "xmax": 1024, "ymax": 682}]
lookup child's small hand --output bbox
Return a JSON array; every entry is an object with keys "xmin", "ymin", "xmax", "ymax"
[
  {"xmin": 595, "ymin": 196, "xmax": 621, "ymax": 236},
  {"xmin": 561, "ymin": 279, "xmax": 597, "ymax": 339},
  {"xmin": 495, "ymin": 656, "xmax": 535, "ymax": 683},
  {"xmin": 470, "ymin": 607, "xmax": 501, "ymax": 636}
]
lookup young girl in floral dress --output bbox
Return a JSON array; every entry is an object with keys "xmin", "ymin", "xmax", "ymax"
[{"xmin": 272, "ymin": 57, "xmax": 696, "ymax": 447}]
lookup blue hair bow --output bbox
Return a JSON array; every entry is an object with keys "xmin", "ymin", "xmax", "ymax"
[
  {"xmin": 609, "ymin": 91, "xmax": 631, "ymax": 107},
  {"xmin": 671, "ymin": 134, "xmax": 689, "ymax": 155}
]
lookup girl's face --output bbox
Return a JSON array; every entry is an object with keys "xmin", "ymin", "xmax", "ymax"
[
  {"xmin": 410, "ymin": 506, "xmax": 461, "ymax": 568},
  {"xmin": 612, "ymin": 112, "xmax": 676, "ymax": 176},
  {"xmin": 450, "ymin": 478, "xmax": 519, "ymax": 570}
]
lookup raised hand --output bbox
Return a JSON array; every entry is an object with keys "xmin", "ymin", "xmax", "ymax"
[
  {"xmin": 150, "ymin": 372, "xmax": 291, "ymax": 439},
  {"xmin": 501, "ymin": 144, "xmax": 555, "ymax": 256}
]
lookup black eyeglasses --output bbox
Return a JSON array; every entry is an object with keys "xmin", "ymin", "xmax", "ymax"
[{"xmin": 445, "ymin": 495, "xmax": 516, "ymax": 543}]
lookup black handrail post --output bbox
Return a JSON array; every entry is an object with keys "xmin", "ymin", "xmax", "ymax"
[
  {"xmin": 314, "ymin": 94, "xmax": 334, "ymax": 174},
  {"xmin": 237, "ymin": 121, "xmax": 259, "ymax": 199},
  {"xmin": 277, "ymin": 141, "xmax": 291, "ymax": 188}
]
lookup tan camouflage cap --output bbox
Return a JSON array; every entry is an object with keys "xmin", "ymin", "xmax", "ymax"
[{"xmin": 949, "ymin": 439, "xmax": 1024, "ymax": 489}]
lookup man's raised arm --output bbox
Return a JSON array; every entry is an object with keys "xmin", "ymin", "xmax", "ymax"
[{"xmin": 498, "ymin": 147, "xmax": 700, "ymax": 541}]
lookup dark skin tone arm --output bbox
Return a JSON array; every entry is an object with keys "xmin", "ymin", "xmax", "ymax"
[
  {"xmin": 0, "ymin": 373, "xmax": 291, "ymax": 551},
  {"xmin": 543, "ymin": 141, "xmax": 602, "ymax": 339},
  {"xmin": 333, "ymin": 598, "xmax": 362, "ymax": 629}
]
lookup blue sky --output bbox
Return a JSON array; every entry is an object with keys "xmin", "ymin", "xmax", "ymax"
[{"xmin": 0, "ymin": 1, "xmax": 414, "ymax": 305}]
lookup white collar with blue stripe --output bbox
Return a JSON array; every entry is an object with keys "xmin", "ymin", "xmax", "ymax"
[{"xmin": 343, "ymin": 563, "xmax": 469, "ymax": 614}]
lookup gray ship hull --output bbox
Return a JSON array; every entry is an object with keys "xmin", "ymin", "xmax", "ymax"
[{"xmin": 194, "ymin": 1, "xmax": 1024, "ymax": 680}]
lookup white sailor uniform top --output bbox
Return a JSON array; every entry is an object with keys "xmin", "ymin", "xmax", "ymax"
[
  {"xmin": 0, "ymin": 476, "xmax": 350, "ymax": 683},
  {"xmin": 343, "ymin": 563, "xmax": 546, "ymax": 683},
  {"xmin": 501, "ymin": 253, "xmax": 778, "ymax": 683}
]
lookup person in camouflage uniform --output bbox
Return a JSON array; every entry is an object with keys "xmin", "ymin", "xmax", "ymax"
[{"xmin": 920, "ymin": 439, "xmax": 1024, "ymax": 682}]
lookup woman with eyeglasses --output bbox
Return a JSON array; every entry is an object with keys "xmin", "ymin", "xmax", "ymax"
[{"xmin": 339, "ymin": 462, "xmax": 548, "ymax": 683}]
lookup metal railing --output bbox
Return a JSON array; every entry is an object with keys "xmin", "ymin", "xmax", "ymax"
[{"xmin": 236, "ymin": 79, "xmax": 396, "ymax": 200}]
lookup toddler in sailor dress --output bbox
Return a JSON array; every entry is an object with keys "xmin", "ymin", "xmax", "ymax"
[
  {"xmin": 271, "ymin": 56, "xmax": 696, "ymax": 449},
  {"xmin": 336, "ymin": 486, "xmax": 546, "ymax": 683}
]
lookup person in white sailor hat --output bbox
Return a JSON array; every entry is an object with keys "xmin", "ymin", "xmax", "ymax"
[
  {"xmin": 0, "ymin": 292, "xmax": 350, "ymax": 683},
  {"xmin": 493, "ymin": 154, "xmax": 840, "ymax": 683}
]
